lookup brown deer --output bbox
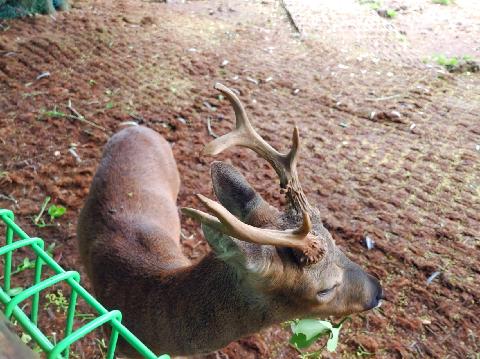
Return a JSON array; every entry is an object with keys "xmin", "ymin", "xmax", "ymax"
[{"xmin": 77, "ymin": 83, "xmax": 384, "ymax": 357}]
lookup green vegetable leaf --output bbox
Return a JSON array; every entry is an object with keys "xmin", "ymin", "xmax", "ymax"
[
  {"xmin": 290, "ymin": 319, "xmax": 333, "ymax": 349},
  {"xmin": 290, "ymin": 317, "xmax": 349, "ymax": 353},
  {"xmin": 326, "ymin": 326, "xmax": 341, "ymax": 352}
]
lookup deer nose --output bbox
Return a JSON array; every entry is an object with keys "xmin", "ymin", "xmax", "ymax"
[
  {"xmin": 377, "ymin": 287, "xmax": 385, "ymax": 301},
  {"xmin": 366, "ymin": 274, "xmax": 383, "ymax": 309}
]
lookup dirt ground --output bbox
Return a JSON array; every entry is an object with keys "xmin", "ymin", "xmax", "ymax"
[{"xmin": 0, "ymin": 0, "xmax": 479, "ymax": 358}]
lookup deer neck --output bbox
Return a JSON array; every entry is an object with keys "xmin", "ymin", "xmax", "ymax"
[{"xmin": 155, "ymin": 253, "xmax": 279, "ymax": 354}]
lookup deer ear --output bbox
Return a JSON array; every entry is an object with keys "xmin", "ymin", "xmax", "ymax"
[
  {"xmin": 211, "ymin": 161, "xmax": 279, "ymax": 227},
  {"xmin": 201, "ymin": 223, "xmax": 274, "ymax": 275},
  {"xmin": 201, "ymin": 223, "xmax": 243, "ymax": 261}
]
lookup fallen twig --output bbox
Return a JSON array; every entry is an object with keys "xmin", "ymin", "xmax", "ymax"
[
  {"xmin": 0, "ymin": 194, "xmax": 17, "ymax": 204},
  {"xmin": 36, "ymin": 72, "xmax": 50, "ymax": 81},
  {"xmin": 373, "ymin": 93, "xmax": 402, "ymax": 102},
  {"xmin": 180, "ymin": 231, "xmax": 195, "ymax": 241},
  {"xmin": 426, "ymin": 271, "xmax": 441, "ymax": 285},
  {"xmin": 68, "ymin": 148, "xmax": 82, "ymax": 163},
  {"xmin": 67, "ymin": 99, "xmax": 106, "ymax": 132},
  {"xmin": 207, "ymin": 117, "xmax": 218, "ymax": 138},
  {"xmin": 280, "ymin": 0, "xmax": 301, "ymax": 34}
]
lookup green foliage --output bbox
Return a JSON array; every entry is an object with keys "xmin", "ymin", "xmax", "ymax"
[
  {"xmin": 40, "ymin": 106, "xmax": 67, "ymax": 120},
  {"xmin": 356, "ymin": 344, "xmax": 374, "ymax": 356},
  {"xmin": 386, "ymin": 9, "xmax": 396, "ymax": 18},
  {"xmin": 7, "ymin": 287, "xmax": 24, "ymax": 296},
  {"xmin": 1, "ymin": 243, "xmax": 55, "ymax": 282},
  {"xmin": 48, "ymin": 204, "xmax": 66, "ymax": 221},
  {"xmin": 432, "ymin": 0, "xmax": 452, "ymax": 5},
  {"xmin": 45, "ymin": 289, "xmax": 69, "ymax": 313},
  {"xmin": 20, "ymin": 332, "xmax": 32, "ymax": 345},
  {"xmin": 430, "ymin": 54, "xmax": 479, "ymax": 73},
  {"xmin": 434, "ymin": 54, "xmax": 458, "ymax": 67},
  {"xmin": 357, "ymin": 1, "xmax": 396, "ymax": 18},
  {"xmin": 74, "ymin": 311, "xmax": 96, "ymax": 321},
  {"xmin": 358, "ymin": 0, "xmax": 382, "ymax": 10},
  {"xmin": 33, "ymin": 196, "xmax": 51, "ymax": 227},
  {"xmin": 13, "ymin": 257, "xmax": 36, "ymax": 274},
  {"xmin": 462, "ymin": 55, "xmax": 474, "ymax": 61},
  {"xmin": 289, "ymin": 317, "xmax": 349, "ymax": 356},
  {"xmin": 33, "ymin": 196, "xmax": 66, "ymax": 227}
]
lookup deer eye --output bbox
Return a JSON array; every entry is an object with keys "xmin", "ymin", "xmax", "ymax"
[{"xmin": 317, "ymin": 284, "xmax": 338, "ymax": 298}]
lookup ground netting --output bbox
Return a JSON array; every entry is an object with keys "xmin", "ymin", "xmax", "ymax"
[{"xmin": 0, "ymin": 0, "xmax": 478, "ymax": 357}]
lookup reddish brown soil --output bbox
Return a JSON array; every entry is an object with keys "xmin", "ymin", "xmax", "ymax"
[{"xmin": 0, "ymin": 0, "xmax": 479, "ymax": 358}]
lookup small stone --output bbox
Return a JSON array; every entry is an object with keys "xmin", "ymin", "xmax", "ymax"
[
  {"xmin": 391, "ymin": 110, "xmax": 401, "ymax": 118},
  {"xmin": 36, "ymin": 72, "xmax": 50, "ymax": 80},
  {"xmin": 426, "ymin": 271, "xmax": 441, "ymax": 285},
  {"xmin": 365, "ymin": 235, "xmax": 375, "ymax": 250}
]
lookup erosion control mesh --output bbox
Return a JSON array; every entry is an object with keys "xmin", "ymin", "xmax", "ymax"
[{"xmin": 0, "ymin": 0, "xmax": 478, "ymax": 357}]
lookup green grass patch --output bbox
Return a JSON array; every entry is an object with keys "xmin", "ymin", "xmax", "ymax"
[{"xmin": 432, "ymin": 0, "xmax": 453, "ymax": 5}]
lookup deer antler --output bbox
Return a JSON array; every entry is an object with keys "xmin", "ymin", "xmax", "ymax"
[
  {"xmin": 182, "ymin": 195, "xmax": 323, "ymax": 264},
  {"xmin": 182, "ymin": 84, "xmax": 325, "ymax": 264},
  {"xmin": 204, "ymin": 83, "xmax": 314, "ymax": 214}
]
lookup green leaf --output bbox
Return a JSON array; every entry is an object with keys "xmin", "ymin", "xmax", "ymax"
[
  {"xmin": 21, "ymin": 333, "xmax": 32, "ymax": 345},
  {"xmin": 295, "ymin": 319, "xmax": 333, "ymax": 340},
  {"xmin": 46, "ymin": 242, "xmax": 56, "ymax": 257},
  {"xmin": 36, "ymin": 218, "xmax": 47, "ymax": 228},
  {"xmin": 48, "ymin": 204, "xmax": 66, "ymax": 220},
  {"xmin": 386, "ymin": 9, "xmax": 396, "ymax": 18},
  {"xmin": 7, "ymin": 287, "xmax": 23, "ymax": 296},
  {"xmin": 326, "ymin": 327, "xmax": 341, "ymax": 352},
  {"xmin": 18, "ymin": 257, "xmax": 34, "ymax": 270}
]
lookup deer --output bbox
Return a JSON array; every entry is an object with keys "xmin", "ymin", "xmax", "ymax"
[{"xmin": 77, "ymin": 83, "xmax": 384, "ymax": 358}]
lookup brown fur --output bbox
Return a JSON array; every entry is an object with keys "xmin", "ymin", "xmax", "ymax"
[{"xmin": 77, "ymin": 125, "xmax": 383, "ymax": 357}]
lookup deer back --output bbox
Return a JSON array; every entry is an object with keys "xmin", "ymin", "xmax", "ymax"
[{"xmin": 77, "ymin": 124, "xmax": 188, "ymax": 309}]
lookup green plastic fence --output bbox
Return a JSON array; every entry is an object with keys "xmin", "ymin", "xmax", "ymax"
[{"xmin": 0, "ymin": 208, "xmax": 170, "ymax": 359}]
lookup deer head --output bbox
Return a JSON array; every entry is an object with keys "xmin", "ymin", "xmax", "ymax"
[{"xmin": 183, "ymin": 83, "xmax": 384, "ymax": 319}]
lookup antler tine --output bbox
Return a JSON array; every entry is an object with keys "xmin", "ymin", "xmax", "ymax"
[
  {"xmin": 204, "ymin": 84, "xmax": 285, "ymax": 171},
  {"xmin": 204, "ymin": 83, "xmax": 314, "ymax": 214},
  {"xmin": 182, "ymin": 195, "xmax": 322, "ymax": 263}
]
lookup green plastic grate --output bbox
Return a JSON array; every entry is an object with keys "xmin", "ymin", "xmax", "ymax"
[{"xmin": 0, "ymin": 208, "xmax": 170, "ymax": 359}]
